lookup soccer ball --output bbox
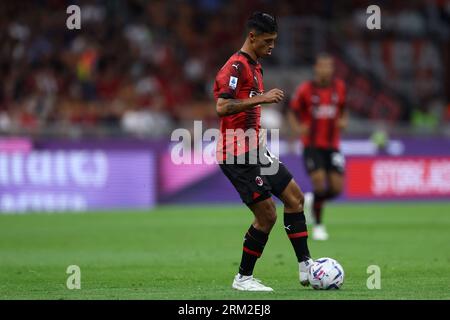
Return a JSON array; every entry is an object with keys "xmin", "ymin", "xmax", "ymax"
[{"xmin": 308, "ymin": 257, "xmax": 345, "ymax": 290}]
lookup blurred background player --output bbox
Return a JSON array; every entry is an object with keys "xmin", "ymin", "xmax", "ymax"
[
  {"xmin": 214, "ymin": 12, "xmax": 313, "ymax": 291},
  {"xmin": 288, "ymin": 53, "xmax": 347, "ymax": 240}
]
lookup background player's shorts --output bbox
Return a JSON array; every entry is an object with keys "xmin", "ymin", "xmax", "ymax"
[
  {"xmin": 303, "ymin": 147, "xmax": 345, "ymax": 174},
  {"xmin": 219, "ymin": 149, "xmax": 293, "ymax": 206}
]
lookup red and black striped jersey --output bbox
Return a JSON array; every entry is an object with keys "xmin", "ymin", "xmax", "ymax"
[
  {"xmin": 213, "ymin": 51, "xmax": 264, "ymax": 160},
  {"xmin": 290, "ymin": 79, "xmax": 346, "ymax": 150}
]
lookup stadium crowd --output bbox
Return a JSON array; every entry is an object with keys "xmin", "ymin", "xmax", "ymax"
[{"xmin": 0, "ymin": 0, "xmax": 448, "ymax": 137}]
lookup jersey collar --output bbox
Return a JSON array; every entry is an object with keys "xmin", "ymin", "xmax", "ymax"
[
  {"xmin": 238, "ymin": 51, "xmax": 258, "ymax": 65},
  {"xmin": 313, "ymin": 79, "xmax": 334, "ymax": 88}
]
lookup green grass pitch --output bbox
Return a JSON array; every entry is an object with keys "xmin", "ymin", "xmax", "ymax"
[{"xmin": 0, "ymin": 202, "xmax": 449, "ymax": 300}]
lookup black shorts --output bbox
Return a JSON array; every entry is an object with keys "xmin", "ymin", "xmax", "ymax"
[
  {"xmin": 303, "ymin": 147, "xmax": 345, "ymax": 174},
  {"xmin": 219, "ymin": 149, "xmax": 293, "ymax": 206}
]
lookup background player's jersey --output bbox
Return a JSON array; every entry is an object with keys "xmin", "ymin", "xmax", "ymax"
[
  {"xmin": 290, "ymin": 79, "xmax": 346, "ymax": 150},
  {"xmin": 213, "ymin": 51, "xmax": 264, "ymax": 160}
]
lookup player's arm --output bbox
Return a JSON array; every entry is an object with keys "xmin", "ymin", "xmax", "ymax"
[
  {"xmin": 216, "ymin": 88, "xmax": 284, "ymax": 117},
  {"xmin": 287, "ymin": 109, "xmax": 309, "ymax": 136},
  {"xmin": 338, "ymin": 109, "xmax": 348, "ymax": 130},
  {"xmin": 337, "ymin": 80, "xmax": 348, "ymax": 130},
  {"xmin": 288, "ymin": 84, "xmax": 309, "ymax": 136}
]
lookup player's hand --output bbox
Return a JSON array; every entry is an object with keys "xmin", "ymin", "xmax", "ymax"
[
  {"xmin": 299, "ymin": 124, "xmax": 310, "ymax": 136},
  {"xmin": 262, "ymin": 88, "xmax": 284, "ymax": 104},
  {"xmin": 338, "ymin": 117, "xmax": 348, "ymax": 130}
]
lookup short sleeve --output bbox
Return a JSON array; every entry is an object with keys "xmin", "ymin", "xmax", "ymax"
[
  {"xmin": 336, "ymin": 79, "xmax": 346, "ymax": 111},
  {"xmin": 214, "ymin": 61, "xmax": 246, "ymax": 100}
]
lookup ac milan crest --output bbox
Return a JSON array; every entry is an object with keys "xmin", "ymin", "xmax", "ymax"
[{"xmin": 255, "ymin": 176, "xmax": 263, "ymax": 186}]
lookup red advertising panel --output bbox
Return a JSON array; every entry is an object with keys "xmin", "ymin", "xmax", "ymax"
[{"xmin": 346, "ymin": 157, "xmax": 450, "ymax": 199}]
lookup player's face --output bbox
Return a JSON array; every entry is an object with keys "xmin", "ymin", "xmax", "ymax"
[
  {"xmin": 250, "ymin": 32, "xmax": 277, "ymax": 58},
  {"xmin": 314, "ymin": 57, "xmax": 334, "ymax": 82}
]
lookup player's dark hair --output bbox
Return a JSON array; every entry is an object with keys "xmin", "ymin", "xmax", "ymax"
[{"xmin": 246, "ymin": 12, "xmax": 278, "ymax": 35}]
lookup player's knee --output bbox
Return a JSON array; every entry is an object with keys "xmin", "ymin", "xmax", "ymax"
[
  {"xmin": 255, "ymin": 216, "xmax": 276, "ymax": 233},
  {"xmin": 313, "ymin": 184, "xmax": 327, "ymax": 194},
  {"xmin": 264, "ymin": 202, "xmax": 277, "ymax": 226},
  {"xmin": 264, "ymin": 212, "xmax": 277, "ymax": 228},
  {"xmin": 284, "ymin": 188, "xmax": 304, "ymax": 212},
  {"xmin": 329, "ymin": 186, "xmax": 343, "ymax": 197},
  {"xmin": 289, "ymin": 193, "xmax": 304, "ymax": 212},
  {"xmin": 298, "ymin": 192, "xmax": 305, "ymax": 210},
  {"xmin": 257, "ymin": 201, "xmax": 277, "ymax": 229}
]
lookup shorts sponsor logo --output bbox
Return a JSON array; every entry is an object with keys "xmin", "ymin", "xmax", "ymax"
[{"xmin": 313, "ymin": 104, "xmax": 337, "ymax": 119}]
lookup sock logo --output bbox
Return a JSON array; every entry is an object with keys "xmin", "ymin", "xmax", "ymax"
[{"xmin": 284, "ymin": 225, "xmax": 291, "ymax": 231}]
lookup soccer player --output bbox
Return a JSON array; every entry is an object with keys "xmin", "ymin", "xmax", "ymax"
[
  {"xmin": 213, "ymin": 12, "xmax": 313, "ymax": 291},
  {"xmin": 288, "ymin": 53, "xmax": 347, "ymax": 241}
]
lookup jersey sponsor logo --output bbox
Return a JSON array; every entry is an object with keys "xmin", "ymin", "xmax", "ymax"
[
  {"xmin": 232, "ymin": 63, "xmax": 239, "ymax": 70},
  {"xmin": 229, "ymin": 76, "xmax": 238, "ymax": 89},
  {"xmin": 249, "ymin": 90, "xmax": 262, "ymax": 98},
  {"xmin": 313, "ymin": 104, "xmax": 337, "ymax": 119},
  {"xmin": 255, "ymin": 176, "xmax": 264, "ymax": 186}
]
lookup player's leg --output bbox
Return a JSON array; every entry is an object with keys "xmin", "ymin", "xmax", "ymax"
[
  {"xmin": 241, "ymin": 197, "xmax": 277, "ymax": 276},
  {"xmin": 279, "ymin": 179, "xmax": 310, "ymax": 260},
  {"xmin": 220, "ymin": 157, "xmax": 276, "ymax": 291},
  {"xmin": 312, "ymin": 149, "xmax": 346, "ymax": 239},
  {"xmin": 308, "ymin": 168, "xmax": 328, "ymax": 225},
  {"xmin": 262, "ymin": 150, "xmax": 314, "ymax": 286},
  {"xmin": 314, "ymin": 170, "xmax": 344, "ymax": 238},
  {"xmin": 310, "ymin": 168, "xmax": 338, "ymax": 240},
  {"xmin": 303, "ymin": 147, "xmax": 327, "ymax": 227},
  {"xmin": 278, "ymin": 179, "xmax": 314, "ymax": 286},
  {"xmin": 311, "ymin": 150, "xmax": 345, "ymax": 240},
  {"xmin": 327, "ymin": 149, "xmax": 345, "ymax": 197},
  {"xmin": 327, "ymin": 170, "xmax": 344, "ymax": 197},
  {"xmin": 232, "ymin": 197, "xmax": 276, "ymax": 291}
]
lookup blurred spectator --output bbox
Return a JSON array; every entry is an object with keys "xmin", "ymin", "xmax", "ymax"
[{"xmin": 411, "ymin": 102, "xmax": 440, "ymax": 133}]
